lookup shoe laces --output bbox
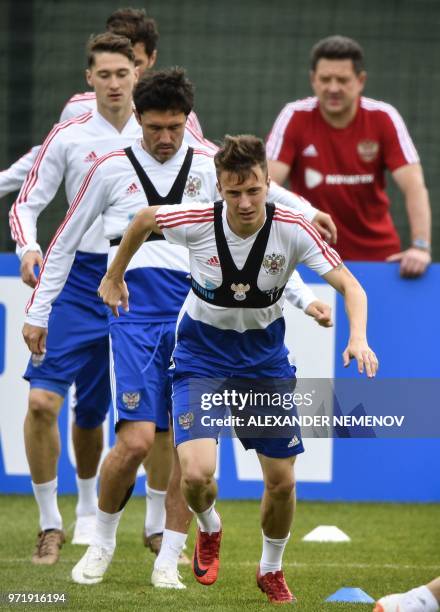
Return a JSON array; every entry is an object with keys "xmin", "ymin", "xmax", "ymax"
[
  {"xmin": 198, "ymin": 531, "xmax": 220, "ymax": 565},
  {"xmin": 263, "ymin": 571, "xmax": 291, "ymax": 601},
  {"xmin": 157, "ymin": 565, "xmax": 183, "ymax": 581},
  {"xmin": 37, "ymin": 530, "xmax": 61, "ymax": 556},
  {"xmin": 87, "ymin": 545, "xmax": 111, "ymax": 565}
]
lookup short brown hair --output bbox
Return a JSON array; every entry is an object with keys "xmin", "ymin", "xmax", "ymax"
[
  {"xmin": 214, "ymin": 135, "xmax": 267, "ymax": 184},
  {"xmin": 87, "ymin": 32, "xmax": 135, "ymax": 68},
  {"xmin": 106, "ymin": 8, "xmax": 159, "ymax": 57},
  {"xmin": 311, "ymin": 35, "xmax": 365, "ymax": 74}
]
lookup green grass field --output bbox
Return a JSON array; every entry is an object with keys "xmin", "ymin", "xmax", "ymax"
[{"xmin": 0, "ymin": 496, "xmax": 438, "ymax": 611}]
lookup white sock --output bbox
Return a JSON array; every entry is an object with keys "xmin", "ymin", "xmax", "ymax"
[
  {"xmin": 75, "ymin": 475, "xmax": 98, "ymax": 517},
  {"xmin": 145, "ymin": 485, "xmax": 166, "ymax": 536},
  {"xmin": 402, "ymin": 586, "xmax": 439, "ymax": 612},
  {"xmin": 32, "ymin": 478, "xmax": 62, "ymax": 531},
  {"xmin": 195, "ymin": 503, "xmax": 221, "ymax": 534},
  {"xmin": 91, "ymin": 507, "xmax": 123, "ymax": 551},
  {"xmin": 259, "ymin": 531, "xmax": 290, "ymax": 575},
  {"xmin": 154, "ymin": 529, "xmax": 187, "ymax": 570}
]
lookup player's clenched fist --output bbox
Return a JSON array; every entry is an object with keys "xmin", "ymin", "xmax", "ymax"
[
  {"xmin": 22, "ymin": 323, "xmax": 47, "ymax": 355},
  {"xmin": 97, "ymin": 274, "xmax": 129, "ymax": 318},
  {"xmin": 305, "ymin": 300, "xmax": 333, "ymax": 327}
]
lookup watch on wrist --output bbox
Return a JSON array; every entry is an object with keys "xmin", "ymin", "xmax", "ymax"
[{"xmin": 412, "ymin": 238, "xmax": 431, "ymax": 252}]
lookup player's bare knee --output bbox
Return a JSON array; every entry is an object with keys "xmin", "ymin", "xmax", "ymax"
[
  {"xmin": 28, "ymin": 389, "xmax": 62, "ymax": 425},
  {"xmin": 265, "ymin": 477, "xmax": 296, "ymax": 501},
  {"xmin": 117, "ymin": 422, "xmax": 154, "ymax": 463},
  {"xmin": 125, "ymin": 438, "xmax": 151, "ymax": 464},
  {"xmin": 117, "ymin": 427, "xmax": 152, "ymax": 464},
  {"xmin": 182, "ymin": 465, "xmax": 214, "ymax": 491}
]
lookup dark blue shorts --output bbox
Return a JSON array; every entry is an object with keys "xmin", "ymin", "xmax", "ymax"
[
  {"xmin": 110, "ymin": 321, "xmax": 175, "ymax": 431},
  {"xmin": 25, "ymin": 252, "xmax": 110, "ymax": 429},
  {"xmin": 172, "ymin": 361, "xmax": 304, "ymax": 459}
]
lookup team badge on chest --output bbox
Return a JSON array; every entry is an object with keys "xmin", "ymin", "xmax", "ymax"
[
  {"xmin": 263, "ymin": 253, "xmax": 286, "ymax": 275},
  {"xmin": 231, "ymin": 283, "xmax": 250, "ymax": 301},
  {"xmin": 357, "ymin": 140, "xmax": 379, "ymax": 162},
  {"xmin": 184, "ymin": 175, "xmax": 202, "ymax": 198}
]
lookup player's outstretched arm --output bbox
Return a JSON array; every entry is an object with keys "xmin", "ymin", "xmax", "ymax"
[
  {"xmin": 323, "ymin": 264, "xmax": 378, "ymax": 377},
  {"xmin": 98, "ymin": 206, "xmax": 162, "ymax": 317}
]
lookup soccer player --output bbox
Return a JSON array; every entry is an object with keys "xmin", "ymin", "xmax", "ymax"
[
  {"xmin": 7, "ymin": 8, "xmax": 211, "ymax": 563},
  {"xmin": 22, "ymin": 69, "xmax": 335, "ymax": 589},
  {"xmin": 10, "ymin": 32, "xmax": 140, "ymax": 564},
  {"xmin": 93, "ymin": 134, "xmax": 379, "ymax": 602},
  {"xmin": 266, "ymin": 35, "xmax": 432, "ymax": 278},
  {"xmin": 0, "ymin": 8, "xmax": 210, "ymax": 204},
  {"xmin": 3, "ymin": 8, "xmax": 219, "ymax": 560},
  {"xmin": 375, "ymin": 577, "xmax": 440, "ymax": 612}
]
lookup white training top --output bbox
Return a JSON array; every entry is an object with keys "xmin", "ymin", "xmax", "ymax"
[
  {"xmin": 25, "ymin": 141, "xmax": 318, "ymax": 327},
  {"xmin": 1, "ymin": 91, "xmax": 216, "ymax": 206},
  {"xmin": 158, "ymin": 201, "xmax": 341, "ymax": 333},
  {"xmin": 10, "ymin": 110, "xmax": 141, "ymax": 259}
]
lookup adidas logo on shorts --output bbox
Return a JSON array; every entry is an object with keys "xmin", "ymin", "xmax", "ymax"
[{"xmin": 288, "ymin": 435, "xmax": 300, "ymax": 448}]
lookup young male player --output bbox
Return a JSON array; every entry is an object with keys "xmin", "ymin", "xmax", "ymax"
[
  {"xmin": 8, "ymin": 7, "xmax": 220, "ymax": 562},
  {"xmin": 10, "ymin": 32, "xmax": 140, "ymax": 564},
  {"xmin": 96, "ymin": 134, "xmax": 378, "ymax": 603},
  {"xmin": 4, "ymin": 9, "xmax": 224, "ymax": 560},
  {"xmin": 0, "ymin": 8, "xmax": 210, "ymax": 204},
  {"xmin": 22, "ymin": 69, "xmax": 334, "ymax": 589}
]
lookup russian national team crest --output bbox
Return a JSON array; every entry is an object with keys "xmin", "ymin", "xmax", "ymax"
[
  {"xmin": 178, "ymin": 412, "xmax": 194, "ymax": 430},
  {"xmin": 357, "ymin": 140, "xmax": 379, "ymax": 162},
  {"xmin": 122, "ymin": 392, "xmax": 141, "ymax": 410},
  {"xmin": 231, "ymin": 283, "xmax": 250, "ymax": 301},
  {"xmin": 184, "ymin": 175, "xmax": 202, "ymax": 198},
  {"xmin": 263, "ymin": 253, "xmax": 286, "ymax": 275}
]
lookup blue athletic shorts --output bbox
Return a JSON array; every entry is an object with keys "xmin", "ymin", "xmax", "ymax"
[
  {"xmin": 110, "ymin": 321, "xmax": 176, "ymax": 431},
  {"xmin": 172, "ymin": 360, "xmax": 304, "ymax": 459},
  {"xmin": 24, "ymin": 252, "xmax": 110, "ymax": 429}
]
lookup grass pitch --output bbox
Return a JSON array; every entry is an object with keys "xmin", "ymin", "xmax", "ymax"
[{"xmin": 0, "ymin": 496, "xmax": 438, "ymax": 611}]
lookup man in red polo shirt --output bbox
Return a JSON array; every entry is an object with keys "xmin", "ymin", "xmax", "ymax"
[{"xmin": 266, "ymin": 35, "xmax": 431, "ymax": 277}]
